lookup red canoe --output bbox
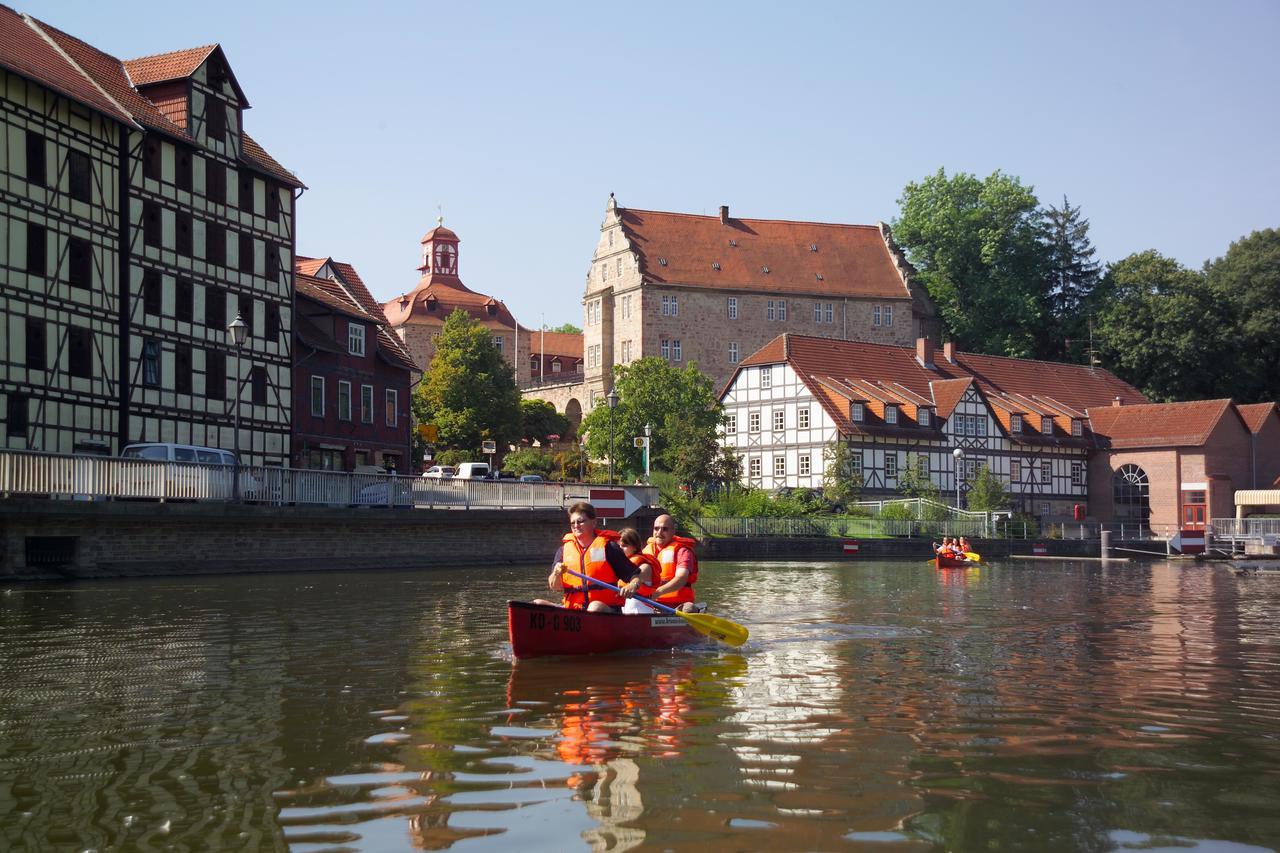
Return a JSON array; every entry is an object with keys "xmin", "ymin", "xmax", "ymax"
[
  {"xmin": 936, "ymin": 554, "xmax": 977, "ymax": 569},
  {"xmin": 508, "ymin": 600, "xmax": 708, "ymax": 659}
]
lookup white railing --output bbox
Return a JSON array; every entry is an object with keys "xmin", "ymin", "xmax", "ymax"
[
  {"xmin": 695, "ymin": 517, "xmax": 1173, "ymax": 541},
  {"xmin": 1210, "ymin": 518, "xmax": 1280, "ymax": 539},
  {"xmin": 0, "ymin": 449, "xmax": 658, "ymax": 512}
]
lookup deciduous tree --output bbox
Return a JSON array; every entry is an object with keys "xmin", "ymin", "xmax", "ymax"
[
  {"xmin": 822, "ymin": 440, "xmax": 863, "ymax": 508},
  {"xmin": 1206, "ymin": 228, "xmax": 1280, "ymax": 402},
  {"xmin": 520, "ymin": 399, "xmax": 570, "ymax": 443},
  {"xmin": 966, "ymin": 464, "xmax": 1010, "ymax": 513}
]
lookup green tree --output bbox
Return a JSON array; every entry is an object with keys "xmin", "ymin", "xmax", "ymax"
[
  {"xmin": 822, "ymin": 440, "xmax": 863, "ymax": 508},
  {"xmin": 520, "ymin": 399, "xmax": 570, "ymax": 443},
  {"xmin": 892, "ymin": 168, "xmax": 1051, "ymax": 358},
  {"xmin": 1093, "ymin": 251, "xmax": 1237, "ymax": 401},
  {"xmin": 1042, "ymin": 196, "xmax": 1102, "ymax": 361},
  {"xmin": 501, "ymin": 447, "xmax": 554, "ymax": 477},
  {"xmin": 576, "ymin": 358, "xmax": 723, "ymax": 481},
  {"xmin": 545, "ymin": 322, "xmax": 582, "ymax": 334},
  {"xmin": 966, "ymin": 464, "xmax": 1010, "ymax": 512},
  {"xmin": 413, "ymin": 309, "xmax": 522, "ymax": 455},
  {"xmin": 1206, "ymin": 228, "xmax": 1280, "ymax": 402},
  {"xmin": 899, "ymin": 454, "xmax": 949, "ymax": 520}
]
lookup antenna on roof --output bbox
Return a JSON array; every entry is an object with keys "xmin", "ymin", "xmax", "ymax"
[{"xmin": 436, "ymin": 203, "xmax": 444, "ymax": 227}]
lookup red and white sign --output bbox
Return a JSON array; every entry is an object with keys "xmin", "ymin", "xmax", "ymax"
[
  {"xmin": 588, "ymin": 487, "xmax": 644, "ymax": 519},
  {"xmin": 1032, "ymin": 543, "xmax": 1048, "ymax": 555},
  {"xmin": 842, "ymin": 540, "xmax": 860, "ymax": 554},
  {"xmin": 1170, "ymin": 529, "xmax": 1206, "ymax": 554}
]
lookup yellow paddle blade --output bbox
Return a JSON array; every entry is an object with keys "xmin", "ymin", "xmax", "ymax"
[
  {"xmin": 679, "ymin": 610, "xmax": 749, "ymax": 647},
  {"xmin": 964, "ymin": 552, "xmax": 984, "ymax": 563}
]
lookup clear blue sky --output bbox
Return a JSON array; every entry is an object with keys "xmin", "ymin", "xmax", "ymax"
[{"xmin": 22, "ymin": 0, "xmax": 1280, "ymax": 329}]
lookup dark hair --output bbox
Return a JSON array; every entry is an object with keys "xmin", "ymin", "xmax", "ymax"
[
  {"xmin": 618, "ymin": 528, "xmax": 643, "ymax": 549},
  {"xmin": 567, "ymin": 501, "xmax": 596, "ymax": 519}
]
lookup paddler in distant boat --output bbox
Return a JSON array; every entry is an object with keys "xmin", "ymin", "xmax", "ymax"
[
  {"xmin": 534, "ymin": 501, "xmax": 642, "ymax": 613},
  {"xmin": 644, "ymin": 514, "xmax": 699, "ymax": 613}
]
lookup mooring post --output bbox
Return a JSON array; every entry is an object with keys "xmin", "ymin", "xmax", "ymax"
[{"xmin": 1100, "ymin": 530, "xmax": 1111, "ymax": 561}]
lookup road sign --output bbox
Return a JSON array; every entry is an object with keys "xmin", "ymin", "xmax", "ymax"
[
  {"xmin": 842, "ymin": 540, "xmax": 860, "ymax": 554},
  {"xmin": 1032, "ymin": 542, "xmax": 1048, "ymax": 555},
  {"xmin": 418, "ymin": 424, "xmax": 438, "ymax": 442},
  {"xmin": 481, "ymin": 439, "xmax": 497, "ymax": 454},
  {"xmin": 589, "ymin": 487, "xmax": 644, "ymax": 519},
  {"xmin": 1170, "ymin": 529, "xmax": 1206, "ymax": 554}
]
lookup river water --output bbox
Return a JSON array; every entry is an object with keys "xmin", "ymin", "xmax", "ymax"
[{"xmin": 1, "ymin": 559, "xmax": 1278, "ymax": 852}]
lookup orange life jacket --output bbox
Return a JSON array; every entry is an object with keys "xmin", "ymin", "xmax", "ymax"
[
  {"xmin": 560, "ymin": 529, "xmax": 624, "ymax": 610},
  {"xmin": 643, "ymin": 535, "xmax": 698, "ymax": 605},
  {"xmin": 628, "ymin": 551, "xmax": 661, "ymax": 599}
]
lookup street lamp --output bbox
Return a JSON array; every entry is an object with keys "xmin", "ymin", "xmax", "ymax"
[
  {"xmin": 606, "ymin": 388, "xmax": 619, "ymax": 485},
  {"xmin": 643, "ymin": 422, "xmax": 652, "ymax": 484},
  {"xmin": 228, "ymin": 313, "xmax": 248, "ymax": 502},
  {"xmin": 952, "ymin": 447, "xmax": 965, "ymax": 513},
  {"xmin": 579, "ymin": 434, "xmax": 586, "ymax": 483}
]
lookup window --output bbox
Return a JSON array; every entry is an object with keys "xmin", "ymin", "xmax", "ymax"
[
  {"xmin": 883, "ymin": 305, "xmax": 893, "ymax": 327},
  {"xmin": 239, "ymin": 232, "xmax": 255, "ymax": 274},
  {"xmin": 798, "ymin": 407, "xmax": 810, "ymax": 429},
  {"xmin": 1113, "ymin": 464, "xmax": 1151, "ymax": 522},
  {"xmin": 175, "ymin": 344, "xmax": 192, "ymax": 394},
  {"xmin": 1041, "ymin": 415, "xmax": 1054, "ymax": 434},
  {"xmin": 6, "ymin": 393, "xmax": 29, "ymax": 436},
  {"xmin": 492, "ymin": 335, "xmax": 504, "ymax": 352},
  {"xmin": 206, "ymin": 349, "xmax": 225, "ymax": 400},
  {"xmin": 310, "ymin": 376, "xmax": 325, "ymax": 417},
  {"xmin": 1010, "ymin": 459, "xmax": 1021, "ymax": 482},
  {"xmin": 1041, "ymin": 459, "xmax": 1052, "ymax": 482},
  {"xmin": 773, "ymin": 409, "xmax": 785, "ymax": 431},
  {"xmin": 206, "ymin": 221, "xmax": 225, "ymax": 265},
  {"xmin": 205, "ymin": 285, "xmax": 226, "ymax": 329},
  {"xmin": 918, "ymin": 408, "xmax": 931, "ymax": 427},
  {"xmin": 551, "ymin": 359, "xmax": 562, "ymax": 373},
  {"xmin": 250, "ymin": 366, "xmax": 267, "ymax": 406},
  {"xmin": 206, "ymin": 160, "xmax": 225, "ymax": 204},
  {"xmin": 265, "ymin": 304, "xmax": 281, "ymax": 341},
  {"xmin": 885, "ymin": 405, "xmax": 898, "ymax": 425},
  {"xmin": 774, "ymin": 456, "xmax": 786, "ymax": 477},
  {"xmin": 1010, "ymin": 413, "xmax": 1023, "ymax": 433},
  {"xmin": 25, "ymin": 318, "xmax": 46, "ymax": 370},
  {"xmin": 267, "ymin": 184, "xmax": 281, "ymax": 221},
  {"xmin": 348, "ymin": 323, "xmax": 366, "ymax": 356},
  {"xmin": 616, "ymin": 258, "xmax": 622, "ymax": 277},
  {"xmin": 143, "ymin": 202, "xmax": 162, "ymax": 248},
  {"xmin": 531, "ymin": 356, "xmax": 540, "ymax": 373},
  {"xmin": 799, "ymin": 455, "xmax": 811, "ymax": 476},
  {"xmin": 601, "ymin": 261, "xmax": 608, "ymax": 281},
  {"xmin": 621, "ymin": 340, "xmax": 631, "ymax": 363},
  {"xmin": 175, "ymin": 279, "xmax": 193, "ymax": 323},
  {"xmin": 385, "ymin": 389, "xmax": 398, "ymax": 427},
  {"xmin": 727, "ymin": 297, "xmax": 738, "ymax": 319},
  {"xmin": 338, "ymin": 380, "xmax": 352, "ymax": 420},
  {"xmin": 661, "ymin": 294, "xmax": 678, "ymax": 316},
  {"xmin": 1072, "ymin": 419, "xmax": 1083, "ymax": 438},
  {"xmin": 725, "ymin": 414, "xmax": 737, "ymax": 434},
  {"xmin": 749, "ymin": 458, "xmax": 761, "ymax": 478},
  {"xmin": 778, "ymin": 300, "xmax": 787, "ymax": 320},
  {"xmin": 761, "ymin": 367, "xmax": 772, "ymax": 389},
  {"xmin": 239, "ymin": 172, "xmax": 254, "ymax": 214},
  {"xmin": 851, "ymin": 402, "xmax": 864, "ymax": 422},
  {"xmin": 917, "ymin": 455, "xmax": 929, "ymax": 479},
  {"xmin": 26, "ymin": 224, "xmax": 46, "ymax": 275},
  {"xmin": 767, "ymin": 300, "xmax": 775, "ymax": 320},
  {"xmin": 815, "ymin": 302, "xmax": 822, "ymax": 322},
  {"xmin": 825, "ymin": 303, "xmax": 834, "ymax": 323},
  {"xmin": 850, "ymin": 451, "xmax": 863, "ymax": 477},
  {"xmin": 886, "ymin": 454, "xmax": 898, "ymax": 479},
  {"xmin": 873, "ymin": 305, "xmax": 882, "ymax": 326},
  {"xmin": 143, "ymin": 139, "xmax": 161, "ymax": 180},
  {"xmin": 67, "ymin": 149, "xmax": 91, "ymax": 202},
  {"xmin": 1071, "ymin": 461, "xmax": 1083, "ymax": 486},
  {"xmin": 176, "ymin": 148, "xmax": 192, "ymax": 191},
  {"xmin": 176, "ymin": 211, "xmax": 192, "ymax": 256},
  {"xmin": 206, "ymin": 100, "xmax": 226, "ymax": 142},
  {"xmin": 25, "ymin": 131, "xmax": 46, "ymax": 186},
  {"xmin": 68, "ymin": 237, "xmax": 91, "ymax": 289},
  {"xmin": 142, "ymin": 338, "xmax": 161, "ymax": 386},
  {"xmin": 672, "ymin": 339, "xmax": 681, "ymax": 361},
  {"xmin": 729, "ymin": 342, "xmax": 739, "ymax": 363},
  {"xmin": 661, "ymin": 339, "xmax": 669, "ymax": 360},
  {"xmin": 748, "ymin": 411, "xmax": 761, "ymax": 433},
  {"xmin": 360, "ymin": 384, "xmax": 374, "ymax": 424}
]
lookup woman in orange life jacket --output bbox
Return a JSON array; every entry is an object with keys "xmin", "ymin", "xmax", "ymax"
[
  {"xmin": 643, "ymin": 514, "xmax": 699, "ymax": 612},
  {"xmin": 617, "ymin": 527, "xmax": 659, "ymax": 615},
  {"xmin": 533, "ymin": 501, "xmax": 642, "ymax": 612}
]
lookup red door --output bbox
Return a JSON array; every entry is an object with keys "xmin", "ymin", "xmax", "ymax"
[{"xmin": 1182, "ymin": 502, "xmax": 1206, "ymax": 529}]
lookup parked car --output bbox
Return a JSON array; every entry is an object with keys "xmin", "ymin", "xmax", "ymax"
[
  {"xmin": 454, "ymin": 462, "xmax": 491, "ymax": 479},
  {"xmin": 483, "ymin": 470, "xmax": 517, "ymax": 481},
  {"xmin": 119, "ymin": 442, "xmax": 264, "ymax": 499},
  {"xmin": 519, "ymin": 474, "xmax": 544, "ymax": 483},
  {"xmin": 422, "ymin": 465, "xmax": 456, "ymax": 479},
  {"xmin": 352, "ymin": 478, "xmax": 414, "ymax": 508}
]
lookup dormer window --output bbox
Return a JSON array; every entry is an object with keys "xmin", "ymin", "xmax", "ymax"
[
  {"xmin": 348, "ymin": 323, "xmax": 365, "ymax": 357},
  {"xmin": 918, "ymin": 408, "xmax": 931, "ymax": 427},
  {"xmin": 851, "ymin": 402, "xmax": 865, "ymax": 422},
  {"xmin": 885, "ymin": 405, "xmax": 898, "ymax": 425},
  {"xmin": 530, "ymin": 356, "xmax": 539, "ymax": 372},
  {"xmin": 1011, "ymin": 413, "xmax": 1023, "ymax": 433},
  {"xmin": 1041, "ymin": 415, "xmax": 1054, "ymax": 434},
  {"xmin": 1072, "ymin": 419, "xmax": 1083, "ymax": 437},
  {"xmin": 551, "ymin": 359, "xmax": 562, "ymax": 373},
  {"xmin": 425, "ymin": 295, "xmax": 437, "ymax": 312},
  {"xmin": 486, "ymin": 303, "xmax": 498, "ymax": 316}
]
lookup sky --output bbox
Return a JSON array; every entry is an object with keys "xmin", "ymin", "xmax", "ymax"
[{"xmin": 21, "ymin": 0, "xmax": 1280, "ymax": 330}]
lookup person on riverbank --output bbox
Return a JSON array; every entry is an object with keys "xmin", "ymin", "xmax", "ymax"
[
  {"xmin": 535, "ymin": 501, "xmax": 641, "ymax": 612},
  {"xmin": 644, "ymin": 514, "xmax": 699, "ymax": 612},
  {"xmin": 618, "ymin": 527, "xmax": 659, "ymax": 614}
]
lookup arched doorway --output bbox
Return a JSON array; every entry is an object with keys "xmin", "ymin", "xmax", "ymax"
[
  {"xmin": 1113, "ymin": 464, "xmax": 1150, "ymax": 522},
  {"xmin": 564, "ymin": 399, "xmax": 583, "ymax": 435}
]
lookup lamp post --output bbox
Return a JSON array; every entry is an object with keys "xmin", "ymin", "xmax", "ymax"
[
  {"xmin": 952, "ymin": 447, "xmax": 965, "ymax": 516},
  {"xmin": 227, "ymin": 313, "xmax": 248, "ymax": 502},
  {"xmin": 579, "ymin": 435, "xmax": 586, "ymax": 483},
  {"xmin": 606, "ymin": 388, "xmax": 619, "ymax": 485},
  {"xmin": 643, "ymin": 422, "xmax": 652, "ymax": 484}
]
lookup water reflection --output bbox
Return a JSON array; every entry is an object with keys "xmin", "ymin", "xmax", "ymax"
[{"xmin": 1, "ymin": 562, "xmax": 1279, "ymax": 851}]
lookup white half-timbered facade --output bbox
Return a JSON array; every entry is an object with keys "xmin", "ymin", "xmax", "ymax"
[{"xmin": 721, "ymin": 334, "xmax": 1148, "ymax": 520}]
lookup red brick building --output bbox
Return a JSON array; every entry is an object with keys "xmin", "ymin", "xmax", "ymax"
[{"xmin": 292, "ymin": 258, "xmax": 416, "ymax": 472}]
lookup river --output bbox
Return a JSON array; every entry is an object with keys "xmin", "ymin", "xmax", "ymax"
[{"xmin": 1, "ymin": 559, "xmax": 1278, "ymax": 851}]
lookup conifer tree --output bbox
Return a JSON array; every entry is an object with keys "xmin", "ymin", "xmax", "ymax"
[{"xmin": 1041, "ymin": 196, "xmax": 1102, "ymax": 361}]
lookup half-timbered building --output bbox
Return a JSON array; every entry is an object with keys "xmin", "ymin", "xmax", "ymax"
[
  {"xmin": 1, "ymin": 10, "xmax": 302, "ymax": 464},
  {"xmin": 721, "ymin": 334, "xmax": 1147, "ymax": 519}
]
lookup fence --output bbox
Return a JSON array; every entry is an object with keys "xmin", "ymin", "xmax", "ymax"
[
  {"xmin": 1210, "ymin": 518, "xmax": 1280, "ymax": 540},
  {"xmin": 0, "ymin": 449, "xmax": 657, "ymax": 512},
  {"xmin": 695, "ymin": 516, "xmax": 1170, "ymax": 541}
]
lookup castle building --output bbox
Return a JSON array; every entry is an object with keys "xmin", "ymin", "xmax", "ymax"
[
  {"xmin": 382, "ymin": 220, "xmax": 523, "ymax": 382},
  {"xmin": 0, "ymin": 7, "xmax": 301, "ymax": 464}
]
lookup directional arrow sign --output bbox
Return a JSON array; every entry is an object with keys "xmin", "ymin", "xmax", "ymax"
[{"xmin": 589, "ymin": 487, "xmax": 644, "ymax": 519}]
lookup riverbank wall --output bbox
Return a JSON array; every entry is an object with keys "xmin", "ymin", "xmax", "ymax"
[{"xmin": 700, "ymin": 536, "xmax": 1109, "ymax": 561}]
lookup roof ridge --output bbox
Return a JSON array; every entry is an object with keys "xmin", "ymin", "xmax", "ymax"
[
  {"xmin": 622, "ymin": 207, "xmax": 880, "ymax": 230},
  {"xmin": 24, "ymin": 14, "xmax": 140, "ymax": 130}
]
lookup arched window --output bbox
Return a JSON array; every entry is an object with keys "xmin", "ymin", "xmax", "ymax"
[{"xmin": 1113, "ymin": 464, "xmax": 1150, "ymax": 521}]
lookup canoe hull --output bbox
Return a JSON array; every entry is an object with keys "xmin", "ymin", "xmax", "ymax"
[
  {"xmin": 936, "ymin": 554, "xmax": 975, "ymax": 569},
  {"xmin": 508, "ymin": 601, "xmax": 707, "ymax": 659}
]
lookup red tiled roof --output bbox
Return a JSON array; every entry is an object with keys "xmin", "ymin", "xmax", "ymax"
[
  {"xmin": 618, "ymin": 208, "xmax": 915, "ymax": 300},
  {"xmin": 524, "ymin": 330, "xmax": 584, "ymax": 359},
  {"xmin": 296, "ymin": 275, "xmax": 367, "ymax": 321},
  {"xmin": 421, "ymin": 224, "xmax": 459, "ymax": 243},
  {"xmin": 241, "ymin": 132, "xmax": 303, "ymax": 187},
  {"xmin": 0, "ymin": 6, "xmax": 134, "ymax": 125},
  {"xmin": 384, "ymin": 278, "xmax": 519, "ymax": 329},
  {"xmin": 1237, "ymin": 402, "xmax": 1279, "ymax": 434},
  {"xmin": 122, "ymin": 44, "xmax": 216, "ymax": 86},
  {"xmin": 1085, "ymin": 399, "xmax": 1241, "ymax": 448},
  {"xmin": 929, "ymin": 378, "xmax": 973, "ymax": 419}
]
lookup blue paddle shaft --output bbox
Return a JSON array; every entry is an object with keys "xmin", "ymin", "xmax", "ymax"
[{"xmin": 561, "ymin": 568, "xmax": 680, "ymax": 616}]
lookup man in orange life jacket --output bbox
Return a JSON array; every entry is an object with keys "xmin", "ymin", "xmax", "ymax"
[
  {"xmin": 534, "ymin": 501, "xmax": 642, "ymax": 612},
  {"xmin": 644, "ymin": 514, "xmax": 698, "ymax": 612}
]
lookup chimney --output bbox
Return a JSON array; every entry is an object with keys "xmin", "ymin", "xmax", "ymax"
[
  {"xmin": 943, "ymin": 341, "xmax": 956, "ymax": 364},
  {"xmin": 719, "ymin": 205, "xmax": 729, "ymax": 224},
  {"xmin": 1112, "ymin": 396, "xmax": 1122, "ymax": 407},
  {"xmin": 915, "ymin": 336, "xmax": 935, "ymax": 369}
]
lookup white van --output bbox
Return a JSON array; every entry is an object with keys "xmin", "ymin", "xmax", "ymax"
[
  {"xmin": 454, "ymin": 462, "xmax": 490, "ymax": 479},
  {"xmin": 119, "ymin": 442, "xmax": 255, "ymax": 499}
]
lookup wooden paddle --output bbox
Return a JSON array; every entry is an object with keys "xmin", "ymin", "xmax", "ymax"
[{"xmin": 560, "ymin": 568, "xmax": 749, "ymax": 647}]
